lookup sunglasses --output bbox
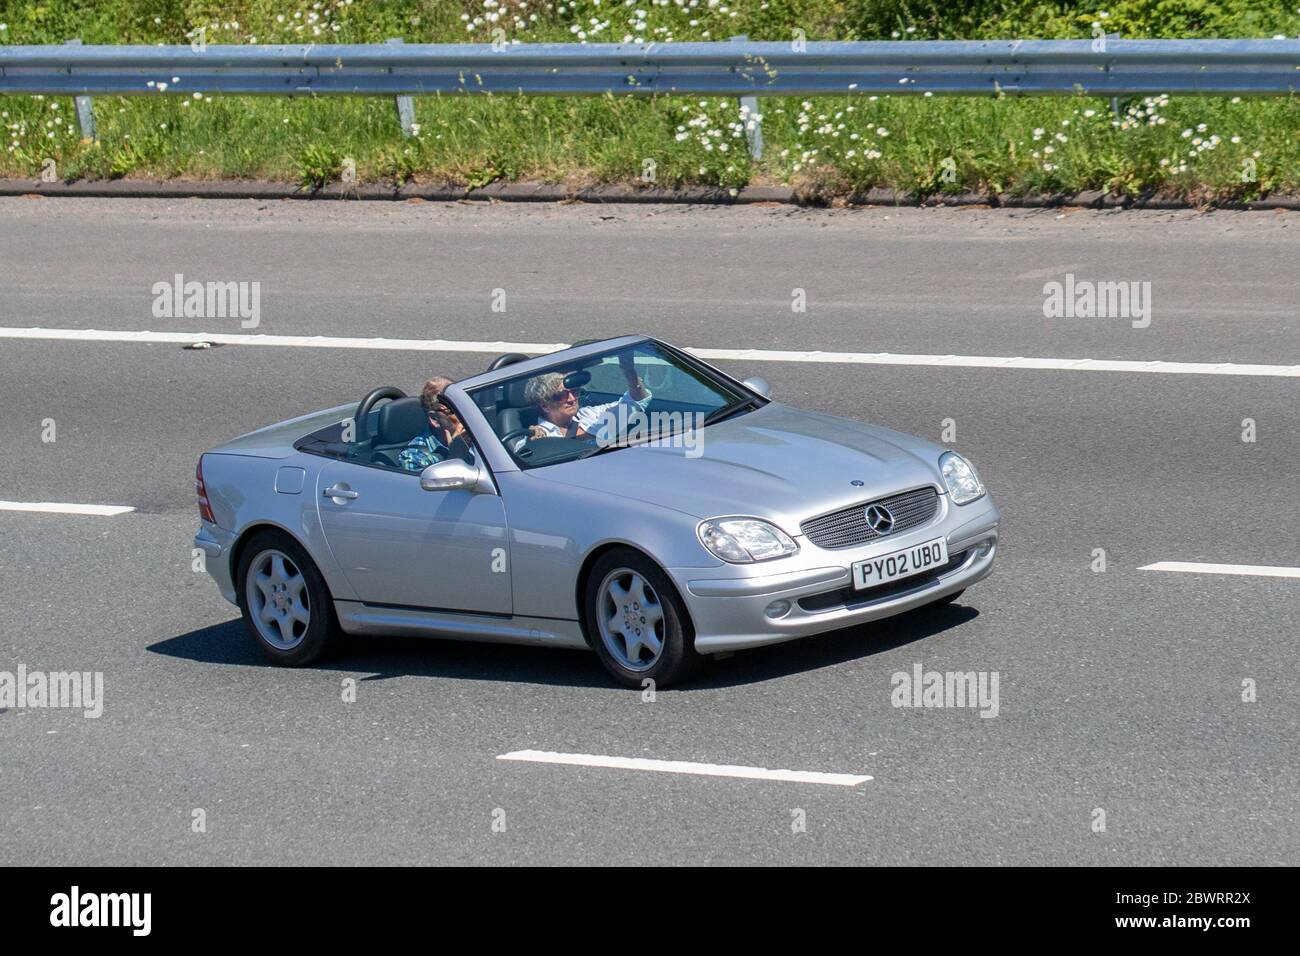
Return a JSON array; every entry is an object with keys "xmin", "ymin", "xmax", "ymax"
[{"xmin": 545, "ymin": 387, "xmax": 578, "ymax": 403}]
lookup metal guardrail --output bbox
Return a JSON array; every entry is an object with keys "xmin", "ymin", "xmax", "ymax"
[
  {"xmin": 1, "ymin": 38, "xmax": 1296, "ymax": 153},
  {"xmin": 2, "ymin": 39, "xmax": 1298, "ymax": 97}
]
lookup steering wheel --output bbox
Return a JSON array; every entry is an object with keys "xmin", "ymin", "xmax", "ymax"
[
  {"xmin": 354, "ymin": 385, "xmax": 407, "ymax": 441},
  {"xmin": 498, "ymin": 427, "xmax": 581, "ymax": 452},
  {"xmin": 498, "ymin": 427, "xmax": 530, "ymax": 449}
]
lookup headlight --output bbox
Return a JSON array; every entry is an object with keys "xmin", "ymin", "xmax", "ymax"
[
  {"xmin": 939, "ymin": 451, "xmax": 985, "ymax": 505},
  {"xmin": 697, "ymin": 517, "xmax": 799, "ymax": 563}
]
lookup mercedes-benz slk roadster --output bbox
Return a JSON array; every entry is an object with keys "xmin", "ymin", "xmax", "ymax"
[{"xmin": 195, "ymin": 335, "xmax": 999, "ymax": 687}]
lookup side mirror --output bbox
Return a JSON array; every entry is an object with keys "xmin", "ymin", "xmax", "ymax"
[
  {"xmin": 742, "ymin": 376, "xmax": 772, "ymax": 400},
  {"xmin": 420, "ymin": 458, "xmax": 486, "ymax": 493}
]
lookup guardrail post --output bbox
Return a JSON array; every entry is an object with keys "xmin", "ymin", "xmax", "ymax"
[
  {"xmin": 386, "ymin": 38, "xmax": 417, "ymax": 137},
  {"xmin": 1107, "ymin": 33, "xmax": 1122, "ymax": 120},
  {"xmin": 731, "ymin": 35, "xmax": 763, "ymax": 161},
  {"xmin": 740, "ymin": 94, "xmax": 763, "ymax": 160},
  {"xmin": 64, "ymin": 39, "xmax": 97, "ymax": 143}
]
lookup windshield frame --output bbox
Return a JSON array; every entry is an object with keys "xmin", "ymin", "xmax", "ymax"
[{"xmin": 460, "ymin": 336, "xmax": 766, "ymax": 472}]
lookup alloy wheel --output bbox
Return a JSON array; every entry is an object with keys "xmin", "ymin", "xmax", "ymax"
[
  {"xmin": 595, "ymin": 567, "xmax": 665, "ymax": 672},
  {"xmin": 246, "ymin": 548, "xmax": 311, "ymax": 650}
]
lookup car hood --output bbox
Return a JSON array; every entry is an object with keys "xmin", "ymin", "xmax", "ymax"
[{"xmin": 534, "ymin": 403, "xmax": 946, "ymax": 530}]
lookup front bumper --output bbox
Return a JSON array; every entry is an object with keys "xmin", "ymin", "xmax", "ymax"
[
  {"xmin": 194, "ymin": 524, "xmax": 238, "ymax": 605},
  {"xmin": 673, "ymin": 494, "xmax": 999, "ymax": 654}
]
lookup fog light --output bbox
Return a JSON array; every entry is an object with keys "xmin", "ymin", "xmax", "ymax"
[
  {"xmin": 765, "ymin": 599, "xmax": 792, "ymax": 619},
  {"xmin": 974, "ymin": 539, "xmax": 994, "ymax": 557}
]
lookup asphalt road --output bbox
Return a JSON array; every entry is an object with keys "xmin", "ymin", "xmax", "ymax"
[{"xmin": 0, "ymin": 198, "xmax": 1296, "ymax": 865}]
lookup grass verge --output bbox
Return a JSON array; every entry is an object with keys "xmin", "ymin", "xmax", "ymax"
[{"xmin": 1, "ymin": 1, "xmax": 1297, "ymax": 201}]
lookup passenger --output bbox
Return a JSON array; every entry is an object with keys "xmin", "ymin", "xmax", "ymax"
[
  {"xmin": 524, "ymin": 353, "xmax": 651, "ymax": 442},
  {"xmin": 399, "ymin": 377, "xmax": 472, "ymax": 472}
]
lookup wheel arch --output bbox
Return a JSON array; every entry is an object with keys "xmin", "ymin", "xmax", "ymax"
[
  {"xmin": 229, "ymin": 521, "xmax": 310, "ymax": 597},
  {"xmin": 573, "ymin": 541, "xmax": 693, "ymax": 646}
]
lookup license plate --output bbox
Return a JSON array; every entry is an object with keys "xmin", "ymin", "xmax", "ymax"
[{"xmin": 852, "ymin": 537, "xmax": 948, "ymax": 590}]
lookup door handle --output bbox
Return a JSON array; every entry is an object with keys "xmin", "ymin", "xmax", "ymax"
[{"xmin": 323, "ymin": 484, "xmax": 359, "ymax": 501}]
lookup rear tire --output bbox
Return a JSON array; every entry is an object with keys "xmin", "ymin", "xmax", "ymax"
[
  {"xmin": 583, "ymin": 548, "xmax": 700, "ymax": 689},
  {"xmin": 236, "ymin": 530, "xmax": 341, "ymax": 666}
]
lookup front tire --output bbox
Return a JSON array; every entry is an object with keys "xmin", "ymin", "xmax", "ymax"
[
  {"xmin": 236, "ymin": 530, "xmax": 341, "ymax": 666},
  {"xmin": 584, "ymin": 548, "xmax": 699, "ymax": 689}
]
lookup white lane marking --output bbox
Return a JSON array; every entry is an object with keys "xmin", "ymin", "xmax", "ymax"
[
  {"xmin": 2, "ymin": 327, "xmax": 1298, "ymax": 378},
  {"xmin": 1139, "ymin": 561, "xmax": 1300, "ymax": 579},
  {"xmin": 691, "ymin": 349, "xmax": 1300, "ymax": 377},
  {"xmin": 1012, "ymin": 264, "xmax": 1083, "ymax": 281},
  {"xmin": 497, "ymin": 749, "xmax": 872, "ymax": 786},
  {"xmin": 0, "ymin": 500, "xmax": 134, "ymax": 516},
  {"xmin": 0, "ymin": 327, "xmax": 567, "ymax": 354}
]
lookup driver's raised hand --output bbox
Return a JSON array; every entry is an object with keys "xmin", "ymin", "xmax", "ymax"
[{"xmin": 619, "ymin": 353, "xmax": 648, "ymax": 400}]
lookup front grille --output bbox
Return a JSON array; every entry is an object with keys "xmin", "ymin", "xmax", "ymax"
[
  {"xmin": 797, "ymin": 549, "xmax": 969, "ymax": 613},
  {"xmin": 801, "ymin": 486, "xmax": 940, "ymax": 550}
]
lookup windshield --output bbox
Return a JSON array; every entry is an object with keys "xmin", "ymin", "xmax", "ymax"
[{"xmin": 468, "ymin": 340, "xmax": 755, "ymax": 470}]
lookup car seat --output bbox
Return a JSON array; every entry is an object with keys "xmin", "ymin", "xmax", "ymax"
[
  {"xmin": 495, "ymin": 377, "xmax": 540, "ymax": 439},
  {"xmin": 368, "ymin": 397, "xmax": 428, "ymax": 469}
]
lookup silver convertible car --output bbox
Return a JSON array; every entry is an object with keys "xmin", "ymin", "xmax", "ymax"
[{"xmin": 195, "ymin": 335, "xmax": 999, "ymax": 687}]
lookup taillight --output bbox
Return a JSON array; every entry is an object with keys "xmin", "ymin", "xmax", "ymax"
[{"xmin": 196, "ymin": 456, "xmax": 216, "ymax": 524}]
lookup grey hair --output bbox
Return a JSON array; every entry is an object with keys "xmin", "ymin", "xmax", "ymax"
[{"xmin": 524, "ymin": 372, "xmax": 567, "ymax": 408}]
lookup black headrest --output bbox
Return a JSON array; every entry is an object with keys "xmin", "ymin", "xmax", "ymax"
[
  {"xmin": 376, "ymin": 397, "xmax": 427, "ymax": 444},
  {"xmin": 487, "ymin": 352, "xmax": 529, "ymax": 372},
  {"xmin": 504, "ymin": 377, "xmax": 530, "ymax": 408}
]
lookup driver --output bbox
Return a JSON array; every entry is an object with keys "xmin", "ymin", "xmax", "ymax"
[
  {"xmin": 399, "ymin": 377, "xmax": 471, "ymax": 472},
  {"xmin": 524, "ymin": 353, "xmax": 651, "ymax": 442}
]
